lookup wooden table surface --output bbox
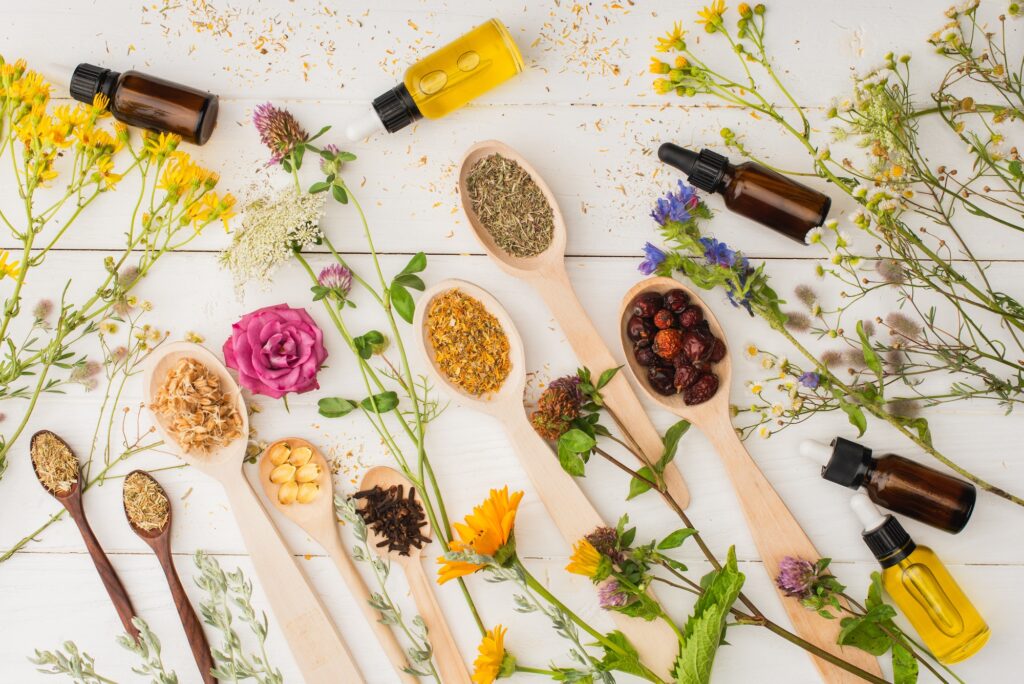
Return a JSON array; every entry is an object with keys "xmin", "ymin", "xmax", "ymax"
[{"xmin": 1, "ymin": 1, "xmax": 1020, "ymax": 682}]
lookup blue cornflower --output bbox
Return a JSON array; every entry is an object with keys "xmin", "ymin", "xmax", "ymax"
[
  {"xmin": 798, "ymin": 371, "xmax": 821, "ymax": 390},
  {"xmin": 638, "ymin": 242, "xmax": 667, "ymax": 275},
  {"xmin": 650, "ymin": 180, "xmax": 699, "ymax": 226}
]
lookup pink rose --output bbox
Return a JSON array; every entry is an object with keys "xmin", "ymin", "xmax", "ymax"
[{"xmin": 223, "ymin": 303, "xmax": 327, "ymax": 399}]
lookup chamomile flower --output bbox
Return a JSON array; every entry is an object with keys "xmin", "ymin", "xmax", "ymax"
[
  {"xmin": 758, "ymin": 426, "xmax": 771, "ymax": 439},
  {"xmin": 771, "ymin": 403, "xmax": 784, "ymax": 416},
  {"xmin": 747, "ymin": 382, "xmax": 763, "ymax": 395},
  {"xmin": 804, "ymin": 227, "xmax": 824, "ymax": 245},
  {"xmin": 744, "ymin": 343, "xmax": 759, "ymax": 359}
]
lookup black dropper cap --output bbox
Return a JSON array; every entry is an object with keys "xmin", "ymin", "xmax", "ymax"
[
  {"xmin": 658, "ymin": 143, "xmax": 728, "ymax": 192},
  {"xmin": 372, "ymin": 84, "xmax": 422, "ymax": 133},
  {"xmin": 69, "ymin": 63, "xmax": 119, "ymax": 104},
  {"xmin": 822, "ymin": 437, "xmax": 874, "ymax": 489},
  {"xmin": 863, "ymin": 515, "xmax": 916, "ymax": 568}
]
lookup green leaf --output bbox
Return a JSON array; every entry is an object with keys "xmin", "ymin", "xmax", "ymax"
[
  {"xmin": 318, "ymin": 397, "xmax": 358, "ymax": 418},
  {"xmin": 557, "ymin": 438, "xmax": 587, "ymax": 477},
  {"xmin": 560, "ymin": 428, "xmax": 596, "ymax": 453},
  {"xmin": 307, "ymin": 125, "xmax": 331, "ymax": 142},
  {"xmin": 1008, "ymin": 159, "xmax": 1023, "ymax": 179},
  {"xmin": 838, "ymin": 396, "xmax": 867, "ymax": 436},
  {"xmin": 856, "ymin": 320, "xmax": 884, "ymax": 381},
  {"xmin": 891, "ymin": 642, "xmax": 918, "ymax": 684},
  {"xmin": 598, "ymin": 632, "xmax": 646, "ymax": 678},
  {"xmin": 394, "ymin": 273, "xmax": 425, "ymax": 291},
  {"xmin": 361, "ymin": 391, "xmax": 399, "ymax": 413},
  {"xmin": 837, "ymin": 604, "xmax": 898, "ymax": 656},
  {"xmin": 391, "ymin": 284, "xmax": 415, "ymax": 323},
  {"xmin": 308, "ymin": 181, "xmax": 330, "ymax": 194},
  {"xmin": 398, "ymin": 251, "xmax": 428, "ymax": 276},
  {"xmin": 310, "ymin": 284, "xmax": 330, "ymax": 301},
  {"xmin": 293, "ymin": 144, "xmax": 306, "ymax": 169},
  {"xmin": 627, "ymin": 466, "xmax": 655, "ymax": 500},
  {"xmin": 331, "ymin": 184, "xmax": 349, "ymax": 204},
  {"xmin": 657, "ymin": 419, "xmax": 691, "ymax": 473},
  {"xmin": 658, "ymin": 528, "xmax": 697, "ymax": 550},
  {"xmin": 616, "ymin": 593, "xmax": 662, "ymax": 621},
  {"xmin": 596, "ymin": 366, "xmax": 621, "ymax": 389}
]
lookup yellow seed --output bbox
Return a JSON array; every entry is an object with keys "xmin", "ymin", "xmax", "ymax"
[
  {"xmin": 297, "ymin": 482, "xmax": 320, "ymax": 504},
  {"xmin": 268, "ymin": 442, "xmax": 291, "ymax": 466},
  {"xmin": 288, "ymin": 446, "xmax": 313, "ymax": 467},
  {"xmin": 278, "ymin": 480, "xmax": 298, "ymax": 505},
  {"xmin": 295, "ymin": 463, "xmax": 320, "ymax": 483},
  {"xmin": 269, "ymin": 463, "xmax": 296, "ymax": 484}
]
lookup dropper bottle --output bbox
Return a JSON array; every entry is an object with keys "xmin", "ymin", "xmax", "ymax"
[
  {"xmin": 851, "ymin": 494, "xmax": 989, "ymax": 664},
  {"xmin": 801, "ymin": 437, "xmax": 976, "ymax": 533},
  {"xmin": 346, "ymin": 19, "xmax": 524, "ymax": 140}
]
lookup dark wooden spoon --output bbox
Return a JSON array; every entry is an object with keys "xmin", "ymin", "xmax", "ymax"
[
  {"xmin": 124, "ymin": 470, "xmax": 216, "ymax": 684},
  {"xmin": 30, "ymin": 430, "xmax": 139, "ymax": 641}
]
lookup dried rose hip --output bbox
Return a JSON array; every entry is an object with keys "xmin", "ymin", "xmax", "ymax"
[
  {"xmin": 627, "ymin": 315, "xmax": 655, "ymax": 345},
  {"xmin": 632, "ymin": 293, "xmax": 663, "ymax": 318},
  {"xmin": 678, "ymin": 305, "xmax": 704, "ymax": 329},
  {"xmin": 674, "ymin": 363, "xmax": 699, "ymax": 391},
  {"xmin": 684, "ymin": 373, "xmax": 719, "ymax": 405},
  {"xmin": 653, "ymin": 309, "xmax": 676, "ymax": 329},
  {"xmin": 634, "ymin": 346, "xmax": 657, "ymax": 367},
  {"xmin": 647, "ymin": 366, "xmax": 676, "ymax": 396},
  {"xmin": 694, "ymin": 320, "xmax": 714, "ymax": 340},
  {"xmin": 681, "ymin": 330, "xmax": 710, "ymax": 363},
  {"xmin": 708, "ymin": 338, "xmax": 727, "ymax": 362},
  {"xmin": 653, "ymin": 328, "xmax": 685, "ymax": 359},
  {"xmin": 664, "ymin": 289, "xmax": 690, "ymax": 313}
]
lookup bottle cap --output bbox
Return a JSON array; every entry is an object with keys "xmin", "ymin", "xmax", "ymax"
[
  {"xmin": 69, "ymin": 63, "xmax": 109, "ymax": 104},
  {"xmin": 851, "ymin": 494, "xmax": 915, "ymax": 567},
  {"xmin": 802, "ymin": 437, "xmax": 873, "ymax": 489},
  {"xmin": 344, "ymin": 108, "xmax": 387, "ymax": 141},
  {"xmin": 371, "ymin": 84, "xmax": 422, "ymax": 134},
  {"xmin": 658, "ymin": 143, "xmax": 728, "ymax": 192}
]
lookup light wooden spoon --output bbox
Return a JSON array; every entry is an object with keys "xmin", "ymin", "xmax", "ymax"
[
  {"xmin": 359, "ymin": 466, "xmax": 471, "ymax": 684},
  {"xmin": 413, "ymin": 278, "xmax": 678, "ymax": 677},
  {"xmin": 458, "ymin": 140, "xmax": 690, "ymax": 510},
  {"xmin": 257, "ymin": 437, "xmax": 417, "ymax": 684},
  {"xmin": 143, "ymin": 341, "xmax": 364, "ymax": 684},
  {"xmin": 618, "ymin": 277, "xmax": 883, "ymax": 683}
]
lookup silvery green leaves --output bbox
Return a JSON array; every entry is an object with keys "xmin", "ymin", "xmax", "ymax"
[
  {"xmin": 389, "ymin": 252, "xmax": 427, "ymax": 324},
  {"xmin": 117, "ymin": 617, "xmax": 179, "ymax": 684},
  {"xmin": 30, "ymin": 641, "xmax": 111, "ymax": 683}
]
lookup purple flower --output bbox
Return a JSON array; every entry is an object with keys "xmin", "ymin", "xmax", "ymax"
[
  {"xmin": 650, "ymin": 180, "xmax": 698, "ymax": 226},
  {"xmin": 699, "ymin": 237, "xmax": 740, "ymax": 268},
  {"xmin": 775, "ymin": 556, "xmax": 818, "ymax": 599},
  {"xmin": 638, "ymin": 242, "xmax": 667, "ymax": 275},
  {"xmin": 598, "ymin": 580, "xmax": 629, "ymax": 609},
  {"xmin": 798, "ymin": 371, "xmax": 820, "ymax": 390},
  {"xmin": 318, "ymin": 263, "xmax": 353, "ymax": 298},
  {"xmin": 696, "ymin": 237, "xmax": 754, "ymax": 314},
  {"xmin": 320, "ymin": 143, "xmax": 340, "ymax": 175},
  {"xmin": 253, "ymin": 102, "xmax": 309, "ymax": 165}
]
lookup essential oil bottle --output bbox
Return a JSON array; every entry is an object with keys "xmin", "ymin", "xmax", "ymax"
[
  {"xmin": 851, "ymin": 494, "xmax": 989, "ymax": 664},
  {"xmin": 658, "ymin": 143, "xmax": 831, "ymax": 243},
  {"xmin": 70, "ymin": 63, "xmax": 219, "ymax": 145},
  {"xmin": 345, "ymin": 19, "xmax": 524, "ymax": 140},
  {"xmin": 801, "ymin": 437, "xmax": 976, "ymax": 533}
]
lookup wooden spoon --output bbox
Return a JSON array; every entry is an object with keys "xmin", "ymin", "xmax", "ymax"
[
  {"xmin": 123, "ymin": 470, "xmax": 216, "ymax": 684},
  {"xmin": 29, "ymin": 430, "xmax": 140, "ymax": 641},
  {"xmin": 618, "ymin": 277, "xmax": 883, "ymax": 683},
  {"xmin": 142, "ymin": 341, "xmax": 364, "ymax": 684},
  {"xmin": 413, "ymin": 278, "xmax": 678, "ymax": 677},
  {"xmin": 358, "ymin": 466, "xmax": 471, "ymax": 684},
  {"xmin": 257, "ymin": 438, "xmax": 418, "ymax": 684},
  {"xmin": 458, "ymin": 140, "xmax": 690, "ymax": 511}
]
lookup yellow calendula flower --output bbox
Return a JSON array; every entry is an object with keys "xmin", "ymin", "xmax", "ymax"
[
  {"xmin": 697, "ymin": 0, "xmax": 728, "ymax": 30},
  {"xmin": 0, "ymin": 250, "xmax": 22, "ymax": 280},
  {"xmin": 472, "ymin": 625, "xmax": 509, "ymax": 684},
  {"xmin": 437, "ymin": 487, "xmax": 523, "ymax": 585},
  {"xmin": 655, "ymin": 21, "xmax": 686, "ymax": 52},
  {"xmin": 566, "ymin": 538, "xmax": 602, "ymax": 578}
]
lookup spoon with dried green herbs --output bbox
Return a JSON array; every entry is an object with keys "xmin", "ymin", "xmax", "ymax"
[
  {"xmin": 123, "ymin": 470, "xmax": 216, "ymax": 684},
  {"xmin": 143, "ymin": 341, "xmax": 364, "ymax": 684},
  {"xmin": 414, "ymin": 279, "xmax": 678, "ymax": 677},
  {"xmin": 358, "ymin": 465, "xmax": 471, "ymax": 684},
  {"xmin": 29, "ymin": 430, "xmax": 140, "ymax": 641},
  {"xmin": 458, "ymin": 140, "xmax": 691, "ymax": 514}
]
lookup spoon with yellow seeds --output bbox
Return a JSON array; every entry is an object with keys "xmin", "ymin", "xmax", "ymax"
[{"xmin": 258, "ymin": 438, "xmax": 419, "ymax": 684}]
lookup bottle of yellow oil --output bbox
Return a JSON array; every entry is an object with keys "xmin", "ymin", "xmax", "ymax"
[
  {"xmin": 345, "ymin": 19, "xmax": 524, "ymax": 140},
  {"xmin": 851, "ymin": 494, "xmax": 989, "ymax": 664}
]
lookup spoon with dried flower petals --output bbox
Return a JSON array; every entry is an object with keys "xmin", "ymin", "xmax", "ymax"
[
  {"xmin": 458, "ymin": 140, "xmax": 691, "ymax": 512},
  {"xmin": 123, "ymin": 470, "xmax": 216, "ymax": 684},
  {"xmin": 359, "ymin": 465, "xmax": 470, "ymax": 684},
  {"xmin": 30, "ymin": 430, "xmax": 139, "ymax": 641},
  {"xmin": 414, "ymin": 278, "xmax": 678, "ymax": 678},
  {"xmin": 143, "ymin": 341, "xmax": 364, "ymax": 684},
  {"xmin": 257, "ymin": 438, "xmax": 418, "ymax": 684}
]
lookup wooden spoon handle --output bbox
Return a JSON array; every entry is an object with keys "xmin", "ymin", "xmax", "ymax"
[
  {"xmin": 221, "ymin": 476, "xmax": 365, "ymax": 684},
  {"xmin": 153, "ymin": 543, "xmax": 217, "ymax": 683},
  {"xmin": 65, "ymin": 501, "xmax": 139, "ymax": 640},
  {"xmin": 534, "ymin": 266, "xmax": 691, "ymax": 508},
  {"xmin": 403, "ymin": 558, "xmax": 471, "ymax": 684},
  {"xmin": 702, "ymin": 418, "xmax": 883, "ymax": 682},
  {"xmin": 504, "ymin": 408, "xmax": 678, "ymax": 677},
  {"xmin": 321, "ymin": 532, "xmax": 419, "ymax": 684}
]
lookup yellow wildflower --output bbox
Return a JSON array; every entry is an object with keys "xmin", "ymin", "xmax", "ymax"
[
  {"xmin": 738, "ymin": 2, "xmax": 752, "ymax": 16},
  {"xmin": 437, "ymin": 487, "xmax": 523, "ymax": 585},
  {"xmin": 653, "ymin": 78, "xmax": 673, "ymax": 94},
  {"xmin": 655, "ymin": 22, "xmax": 686, "ymax": 52},
  {"xmin": 649, "ymin": 57, "xmax": 671, "ymax": 75},
  {"xmin": 566, "ymin": 539, "xmax": 602, "ymax": 578},
  {"xmin": 99, "ymin": 319, "xmax": 119, "ymax": 335},
  {"xmin": 0, "ymin": 251, "xmax": 22, "ymax": 281},
  {"xmin": 472, "ymin": 625, "xmax": 509, "ymax": 684},
  {"xmin": 674, "ymin": 55, "xmax": 689, "ymax": 69},
  {"xmin": 143, "ymin": 131, "xmax": 180, "ymax": 159},
  {"xmin": 697, "ymin": 1, "xmax": 728, "ymax": 31},
  {"xmin": 93, "ymin": 156, "xmax": 123, "ymax": 189}
]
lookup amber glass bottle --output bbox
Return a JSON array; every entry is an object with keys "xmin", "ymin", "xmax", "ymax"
[
  {"xmin": 802, "ymin": 437, "xmax": 976, "ymax": 533},
  {"xmin": 70, "ymin": 64, "xmax": 219, "ymax": 145},
  {"xmin": 658, "ymin": 143, "xmax": 831, "ymax": 243}
]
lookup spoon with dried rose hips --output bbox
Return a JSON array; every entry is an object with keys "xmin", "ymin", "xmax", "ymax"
[{"xmin": 619, "ymin": 276, "xmax": 882, "ymax": 683}]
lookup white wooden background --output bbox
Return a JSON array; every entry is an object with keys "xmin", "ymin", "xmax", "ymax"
[{"xmin": 2, "ymin": 1, "xmax": 1021, "ymax": 682}]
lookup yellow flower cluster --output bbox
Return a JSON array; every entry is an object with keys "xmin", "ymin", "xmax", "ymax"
[{"xmin": 0, "ymin": 250, "xmax": 21, "ymax": 281}]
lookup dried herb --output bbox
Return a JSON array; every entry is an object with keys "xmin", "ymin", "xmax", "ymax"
[
  {"xmin": 466, "ymin": 153, "xmax": 554, "ymax": 258},
  {"xmin": 30, "ymin": 431, "xmax": 79, "ymax": 495},
  {"xmin": 123, "ymin": 471, "xmax": 170, "ymax": 532},
  {"xmin": 355, "ymin": 484, "xmax": 430, "ymax": 557},
  {"xmin": 426, "ymin": 289, "xmax": 511, "ymax": 396},
  {"xmin": 151, "ymin": 358, "xmax": 243, "ymax": 454}
]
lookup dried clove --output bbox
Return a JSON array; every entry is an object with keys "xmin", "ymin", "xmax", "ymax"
[{"xmin": 354, "ymin": 484, "xmax": 430, "ymax": 556}]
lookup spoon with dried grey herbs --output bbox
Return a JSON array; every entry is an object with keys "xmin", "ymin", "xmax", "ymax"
[
  {"xmin": 29, "ymin": 429, "xmax": 139, "ymax": 641},
  {"xmin": 123, "ymin": 469, "xmax": 216, "ymax": 684},
  {"xmin": 358, "ymin": 466, "xmax": 471, "ymax": 684}
]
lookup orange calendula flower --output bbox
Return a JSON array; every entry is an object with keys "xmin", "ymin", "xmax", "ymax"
[
  {"xmin": 697, "ymin": 0, "xmax": 728, "ymax": 30},
  {"xmin": 0, "ymin": 250, "xmax": 22, "ymax": 281},
  {"xmin": 472, "ymin": 625, "xmax": 508, "ymax": 684},
  {"xmin": 436, "ymin": 487, "xmax": 523, "ymax": 584},
  {"xmin": 566, "ymin": 538, "xmax": 602, "ymax": 578}
]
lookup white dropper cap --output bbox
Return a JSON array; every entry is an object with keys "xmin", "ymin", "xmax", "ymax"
[
  {"xmin": 799, "ymin": 439, "xmax": 833, "ymax": 468},
  {"xmin": 344, "ymin": 108, "xmax": 386, "ymax": 141},
  {"xmin": 850, "ymin": 493, "xmax": 887, "ymax": 533}
]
